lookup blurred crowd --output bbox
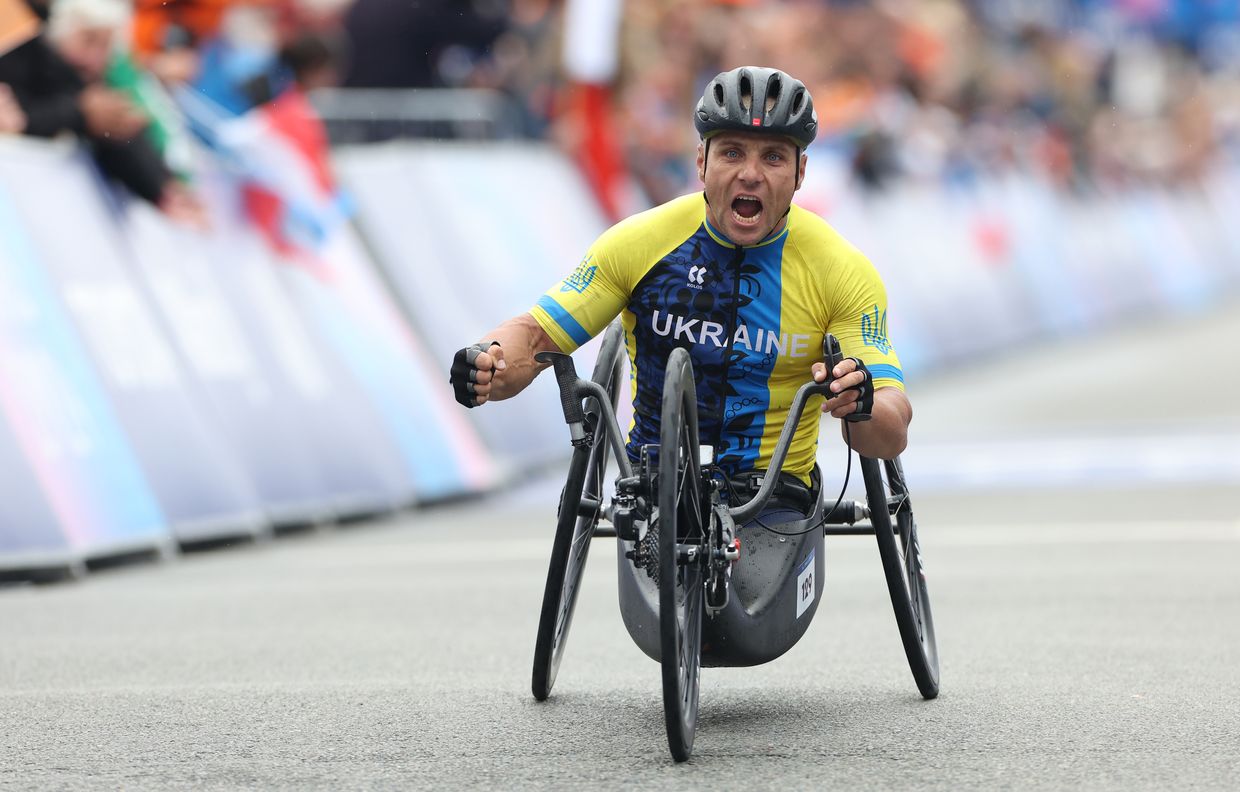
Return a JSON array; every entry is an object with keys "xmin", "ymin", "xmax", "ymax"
[
  {"xmin": 2, "ymin": 0, "xmax": 1239, "ymax": 217},
  {"xmin": 613, "ymin": 0, "xmax": 1240, "ymax": 202},
  {"xmin": 362, "ymin": 0, "xmax": 1240, "ymax": 203},
  {"xmin": 0, "ymin": 0, "xmax": 353, "ymax": 226}
]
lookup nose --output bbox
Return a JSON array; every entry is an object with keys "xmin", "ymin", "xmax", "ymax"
[{"xmin": 738, "ymin": 156, "xmax": 762, "ymax": 185}]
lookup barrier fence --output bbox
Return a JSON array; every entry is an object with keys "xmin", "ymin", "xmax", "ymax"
[
  {"xmin": 795, "ymin": 153, "xmax": 1240, "ymax": 374},
  {"xmin": 1, "ymin": 134, "xmax": 1237, "ymax": 580},
  {"xmin": 0, "ymin": 136, "xmax": 559, "ymax": 580}
]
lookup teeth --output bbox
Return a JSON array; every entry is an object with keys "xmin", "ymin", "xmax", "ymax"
[{"xmin": 732, "ymin": 195, "xmax": 762, "ymax": 225}]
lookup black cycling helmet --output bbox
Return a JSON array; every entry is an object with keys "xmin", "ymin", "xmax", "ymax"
[{"xmin": 694, "ymin": 66, "xmax": 818, "ymax": 148}]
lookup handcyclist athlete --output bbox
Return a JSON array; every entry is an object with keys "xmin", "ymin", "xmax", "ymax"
[{"xmin": 450, "ymin": 66, "xmax": 911, "ymax": 515}]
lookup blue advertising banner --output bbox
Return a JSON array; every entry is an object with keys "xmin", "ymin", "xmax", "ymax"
[
  {"xmin": 283, "ymin": 226, "xmax": 499, "ymax": 500},
  {"xmin": 0, "ymin": 174, "xmax": 168, "ymax": 562},
  {"xmin": 194, "ymin": 175, "xmax": 415, "ymax": 517},
  {"xmin": 0, "ymin": 142, "xmax": 267, "ymax": 544},
  {"xmin": 0, "ymin": 400, "xmax": 75, "ymax": 576},
  {"xmin": 121, "ymin": 200, "xmax": 339, "ymax": 526},
  {"xmin": 335, "ymin": 143, "xmax": 610, "ymax": 472}
]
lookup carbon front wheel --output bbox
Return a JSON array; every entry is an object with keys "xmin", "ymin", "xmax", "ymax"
[
  {"xmin": 863, "ymin": 455, "xmax": 940, "ymax": 699},
  {"xmin": 657, "ymin": 347, "xmax": 705, "ymax": 762},
  {"xmin": 531, "ymin": 326, "xmax": 625, "ymax": 701}
]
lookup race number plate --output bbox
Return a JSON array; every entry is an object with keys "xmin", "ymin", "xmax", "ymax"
[{"xmin": 796, "ymin": 548, "xmax": 815, "ymax": 618}]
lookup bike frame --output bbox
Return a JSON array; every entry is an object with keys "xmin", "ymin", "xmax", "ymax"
[{"xmin": 549, "ymin": 369, "xmax": 841, "ymax": 526}]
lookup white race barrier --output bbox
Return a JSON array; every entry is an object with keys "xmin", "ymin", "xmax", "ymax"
[
  {"xmin": 277, "ymin": 224, "xmax": 499, "ymax": 501},
  {"xmin": 335, "ymin": 142, "xmax": 612, "ymax": 475},
  {"xmin": 0, "ymin": 135, "xmax": 502, "ymax": 577},
  {"xmin": 0, "ymin": 417, "xmax": 75, "ymax": 579},
  {"xmin": 122, "ymin": 197, "xmax": 360, "ymax": 527},
  {"xmin": 189, "ymin": 186, "xmax": 416, "ymax": 521},
  {"xmin": 0, "ymin": 152, "xmax": 169, "ymax": 572},
  {"xmin": 0, "ymin": 143, "xmax": 268, "ymax": 546},
  {"xmin": 799, "ymin": 155, "xmax": 1240, "ymax": 374}
]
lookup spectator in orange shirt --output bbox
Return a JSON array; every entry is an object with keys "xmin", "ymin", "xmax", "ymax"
[{"xmin": 131, "ymin": 0, "xmax": 231, "ymax": 83}]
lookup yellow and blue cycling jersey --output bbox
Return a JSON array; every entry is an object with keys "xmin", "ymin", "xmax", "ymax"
[{"xmin": 530, "ymin": 193, "xmax": 904, "ymax": 483}]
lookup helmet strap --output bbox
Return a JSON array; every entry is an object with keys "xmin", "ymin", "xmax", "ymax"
[
  {"xmin": 701, "ymin": 138, "xmax": 711, "ymax": 198},
  {"xmin": 779, "ymin": 148, "xmax": 800, "ymax": 228}
]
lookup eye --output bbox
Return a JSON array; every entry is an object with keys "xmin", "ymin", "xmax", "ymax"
[
  {"xmin": 765, "ymin": 151, "xmax": 784, "ymax": 162},
  {"xmin": 723, "ymin": 148, "xmax": 741, "ymax": 159}
]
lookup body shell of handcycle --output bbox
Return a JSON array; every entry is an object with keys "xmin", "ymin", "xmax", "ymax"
[{"xmin": 617, "ymin": 509, "xmax": 825, "ymax": 667}]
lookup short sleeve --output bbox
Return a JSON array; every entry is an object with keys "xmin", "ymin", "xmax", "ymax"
[
  {"xmin": 530, "ymin": 241, "xmax": 629, "ymax": 353},
  {"xmin": 826, "ymin": 250, "xmax": 905, "ymax": 392}
]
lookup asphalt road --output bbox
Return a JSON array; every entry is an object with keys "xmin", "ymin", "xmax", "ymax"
[{"xmin": 3, "ymin": 302, "xmax": 1239, "ymax": 790}]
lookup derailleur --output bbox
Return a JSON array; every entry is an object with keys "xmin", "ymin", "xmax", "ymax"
[
  {"xmin": 616, "ymin": 449, "xmax": 657, "ymax": 580},
  {"xmin": 613, "ymin": 446, "xmax": 654, "ymax": 543}
]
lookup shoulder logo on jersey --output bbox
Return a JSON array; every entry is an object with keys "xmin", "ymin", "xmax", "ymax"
[
  {"xmin": 687, "ymin": 265, "xmax": 708, "ymax": 289},
  {"xmin": 861, "ymin": 304, "xmax": 891, "ymax": 354},
  {"xmin": 561, "ymin": 256, "xmax": 597, "ymax": 294}
]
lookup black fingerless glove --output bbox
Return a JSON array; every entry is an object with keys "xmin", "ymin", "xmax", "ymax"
[
  {"xmin": 843, "ymin": 357, "xmax": 873, "ymax": 423},
  {"xmin": 449, "ymin": 341, "xmax": 500, "ymax": 408}
]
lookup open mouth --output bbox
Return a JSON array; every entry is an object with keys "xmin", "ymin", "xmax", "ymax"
[{"xmin": 731, "ymin": 195, "xmax": 763, "ymax": 226}]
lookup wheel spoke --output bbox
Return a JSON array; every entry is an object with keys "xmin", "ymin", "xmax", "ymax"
[
  {"xmin": 678, "ymin": 567, "xmax": 699, "ymax": 710},
  {"xmin": 904, "ymin": 523, "xmax": 927, "ymax": 641},
  {"xmin": 674, "ymin": 426, "xmax": 689, "ymax": 517},
  {"xmin": 892, "ymin": 470, "xmax": 929, "ymax": 647},
  {"xmin": 676, "ymin": 420, "xmax": 703, "ymax": 533},
  {"xmin": 679, "ymin": 582, "xmax": 692, "ymax": 662},
  {"xmin": 570, "ymin": 525, "xmax": 592, "ymax": 554}
]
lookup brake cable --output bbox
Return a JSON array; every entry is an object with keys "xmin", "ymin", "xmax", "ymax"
[{"xmin": 710, "ymin": 422, "xmax": 855, "ymax": 538}]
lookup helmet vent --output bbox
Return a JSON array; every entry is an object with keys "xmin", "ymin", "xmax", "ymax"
[
  {"xmin": 713, "ymin": 82, "xmax": 724, "ymax": 106},
  {"xmin": 791, "ymin": 88, "xmax": 805, "ymax": 115},
  {"xmin": 766, "ymin": 74, "xmax": 782, "ymax": 113},
  {"xmin": 739, "ymin": 73, "xmax": 753, "ymax": 114}
]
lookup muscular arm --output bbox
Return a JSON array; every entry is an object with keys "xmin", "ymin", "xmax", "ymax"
[
  {"xmin": 812, "ymin": 359, "xmax": 912, "ymax": 460},
  {"xmin": 839, "ymin": 387, "xmax": 911, "ymax": 459},
  {"xmin": 470, "ymin": 312, "xmax": 563, "ymax": 404}
]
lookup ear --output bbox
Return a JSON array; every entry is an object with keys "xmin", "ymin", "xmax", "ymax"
[
  {"xmin": 795, "ymin": 151, "xmax": 808, "ymax": 191},
  {"xmin": 696, "ymin": 142, "xmax": 706, "ymax": 182}
]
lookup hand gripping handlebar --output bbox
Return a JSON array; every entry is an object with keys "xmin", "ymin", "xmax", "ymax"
[
  {"xmin": 824, "ymin": 332, "xmax": 872, "ymax": 423},
  {"xmin": 728, "ymin": 333, "xmax": 846, "ymax": 522}
]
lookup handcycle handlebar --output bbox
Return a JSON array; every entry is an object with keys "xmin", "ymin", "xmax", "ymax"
[
  {"xmin": 536, "ymin": 350, "xmax": 636, "ymax": 480},
  {"xmin": 540, "ymin": 333, "xmax": 853, "ymax": 522},
  {"xmin": 725, "ymin": 375, "xmax": 833, "ymax": 523},
  {"xmin": 536, "ymin": 351, "xmax": 590, "ymax": 446},
  {"xmin": 728, "ymin": 332, "xmax": 851, "ymax": 522}
]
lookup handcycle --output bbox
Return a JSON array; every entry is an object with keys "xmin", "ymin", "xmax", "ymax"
[{"xmin": 531, "ymin": 322, "xmax": 938, "ymax": 762}]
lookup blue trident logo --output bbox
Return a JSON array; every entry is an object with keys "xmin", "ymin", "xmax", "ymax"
[
  {"xmin": 561, "ymin": 255, "xmax": 597, "ymax": 294},
  {"xmin": 861, "ymin": 305, "xmax": 891, "ymax": 354}
]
